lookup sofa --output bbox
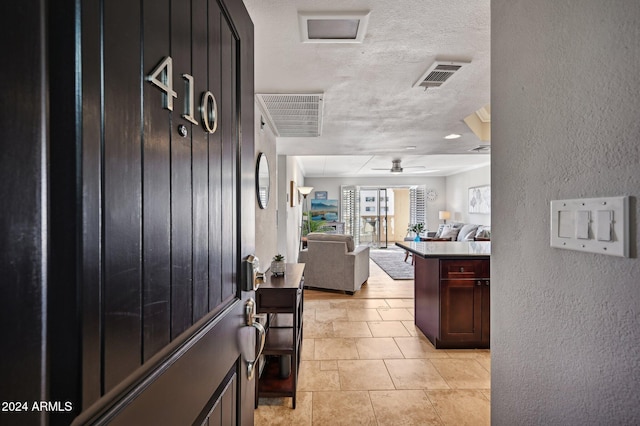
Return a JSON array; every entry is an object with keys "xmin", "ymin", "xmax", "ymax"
[
  {"xmin": 298, "ymin": 233, "xmax": 370, "ymax": 295},
  {"xmin": 425, "ymin": 223, "xmax": 491, "ymax": 242}
]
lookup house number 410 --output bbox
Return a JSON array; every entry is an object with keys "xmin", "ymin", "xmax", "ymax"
[{"xmin": 146, "ymin": 56, "xmax": 218, "ymax": 133}]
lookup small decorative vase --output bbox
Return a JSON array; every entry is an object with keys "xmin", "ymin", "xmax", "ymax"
[
  {"xmin": 271, "ymin": 261, "xmax": 286, "ymax": 276},
  {"xmin": 414, "ymin": 235, "xmax": 421, "ymax": 242}
]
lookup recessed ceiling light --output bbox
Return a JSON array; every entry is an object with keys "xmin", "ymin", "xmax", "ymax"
[
  {"xmin": 405, "ymin": 146, "xmax": 416, "ymax": 150},
  {"xmin": 444, "ymin": 133, "xmax": 461, "ymax": 139},
  {"xmin": 299, "ymin": 12, "xmax": 370, "ymax": 44}
]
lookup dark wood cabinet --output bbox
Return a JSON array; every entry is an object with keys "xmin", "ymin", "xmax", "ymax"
[
  {"xmin": 255, "ymin": 263, "xmax": 305, "ymax": 408},
  {"xmin": 415, "ymin": 257, "xmax": 490, "ymax": 349}
]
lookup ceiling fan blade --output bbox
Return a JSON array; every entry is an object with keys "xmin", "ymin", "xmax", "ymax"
[
  {"xmin": 371, "ymin": 168, "xmax": 391, "ymax": 170},
  {"xmin": 403, "ymin": 165, "xmax": 426, "ymax": 169}
]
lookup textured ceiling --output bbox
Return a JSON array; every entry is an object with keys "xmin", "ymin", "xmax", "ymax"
[{"xmin": 244, "ymin": 0, "xmax": 491, "ymax": 176}]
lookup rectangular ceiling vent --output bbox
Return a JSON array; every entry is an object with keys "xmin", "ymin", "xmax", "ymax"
[
  {"xmin": 256, "ymin": 94, "xmax": 324, "ymax": 137},
  {"xmin": 413, "ymin": 60, "xmax": 470, "ymax": 90}
]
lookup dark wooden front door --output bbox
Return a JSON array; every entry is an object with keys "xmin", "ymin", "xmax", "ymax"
[
  {"xmin": 0, "ymin": 0, "xmax": 253, "ymax": 424},
  {"xmin": 74, "ymin": 0, "xmax": 255, "ymax": 424}
]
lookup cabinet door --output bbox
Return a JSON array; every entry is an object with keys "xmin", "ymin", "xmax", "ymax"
[
  {"xmin": 440, "ymin": 279, "xmax": 482, "ymax": 342},
  {"xmin": 481, "ymin": 280, "xmax": 490, "ymax": 345}
]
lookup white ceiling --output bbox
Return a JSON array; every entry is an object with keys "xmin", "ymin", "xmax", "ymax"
[{"xmin": 243, "ymin": 0, "xmax": 491, "ymax": 177}]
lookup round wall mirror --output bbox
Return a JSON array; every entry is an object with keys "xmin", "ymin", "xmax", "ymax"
[{"xmin": 256, "ymin": 152, "xmax": 270, "ymax": 209}]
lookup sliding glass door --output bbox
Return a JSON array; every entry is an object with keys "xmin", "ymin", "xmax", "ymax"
[{"xmin": 341, "ymin": 185, "xmax": 426, "ymax": 247}]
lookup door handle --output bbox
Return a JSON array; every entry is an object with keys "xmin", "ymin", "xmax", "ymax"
[{"xmin": 244, "ymin": 298, "xmax": 266, "ymax": 380}]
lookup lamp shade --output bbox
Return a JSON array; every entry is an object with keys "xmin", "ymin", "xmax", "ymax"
[
  {"xmin": 298, "ymin": 186, "xmax": 313, "ymax": 196},
  {"xmin": 438, "ymin": 210, "xmax": 451, "ymax": 220}
]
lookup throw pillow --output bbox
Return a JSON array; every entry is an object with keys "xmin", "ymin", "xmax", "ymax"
[
  {"xmin": 439, "ymin": 224, "xmax": 462, "ymax": 240},
  {"xmin": 457, "ymin": 224, "xmax": 479, "ymax": 241},
  {"xmin": 433, "ymin": 224, "xmax": 446, "ymax": 238},
  {"xmin": 475, "ymin": 226, "xmax": 491, "ymax": 239}
]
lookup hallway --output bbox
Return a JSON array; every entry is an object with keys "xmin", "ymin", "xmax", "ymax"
[{"xmin": 255, "ymin": 260, "xmax": 491, "ymax": 425}]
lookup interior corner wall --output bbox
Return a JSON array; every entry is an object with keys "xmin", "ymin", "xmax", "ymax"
[
  {"xmin": 444, "ymin": 165, "xmax": 490, "ymax": 225},
  {"xmin": 254, "ymin": 104, "xmax": 277, "ymax": 271},
  {"xmin": 492, "ymin": 1, "xmax": 640, "ymax": 424}
]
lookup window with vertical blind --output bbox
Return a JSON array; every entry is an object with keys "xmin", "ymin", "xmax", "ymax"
[
  {"xmin": 410, "ymin": 186, "xmax": 427, "ymax": 230},
  {"xmin": 340, "ymin": 185, "xmax": 361, "ymax": 245}
]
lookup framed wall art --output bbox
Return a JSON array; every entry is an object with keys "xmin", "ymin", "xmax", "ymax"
[{"xmin": 469, "ymin": 185, "xmax": 491, "ymax": 214}]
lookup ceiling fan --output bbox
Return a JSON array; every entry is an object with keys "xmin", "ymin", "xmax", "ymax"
[{"xmin": 372, "ymin": 159, "xmax": 426, "ymax": 174}]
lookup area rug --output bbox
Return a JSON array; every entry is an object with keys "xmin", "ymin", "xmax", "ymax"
[{"xmin": 368, "ymin": 247, "xmax": 414, "ymax": 280}]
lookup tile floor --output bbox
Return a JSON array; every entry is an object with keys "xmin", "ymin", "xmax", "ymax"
[{"xmin": 255, "ymin": 259, "xmax": 490, "ymax": 425}]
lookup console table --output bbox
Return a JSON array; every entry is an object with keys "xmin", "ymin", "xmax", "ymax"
[
  {"xmin": 396, "ymin": 241, "xmax": 491, "ymax": 349},
  {"xmin": 255, "ymin": 263, "xmax": 304, "ymax": 408}
]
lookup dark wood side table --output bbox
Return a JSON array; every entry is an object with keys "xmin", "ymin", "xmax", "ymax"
[{"xmin": 255, "ymin": 263, "xmax": 305, "ymax": 408}]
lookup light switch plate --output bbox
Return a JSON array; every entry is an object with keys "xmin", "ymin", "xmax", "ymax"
[{"xmin": 550, "ymin": 196, "xmax": 629, "ymax": 257}]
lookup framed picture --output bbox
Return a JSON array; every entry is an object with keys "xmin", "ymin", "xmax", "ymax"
[
  {"xmin": 290, "ymin": 180, "xmax": 296, "ymax": 207},
  {"xmin": 315, "ymin": 191, "xmax": 328, "ymax": 200},
  {"xmin": 310, "ymin": 199, "xmax": 339, "ymax": 221},
  {"xmin": 469, "ymin": 185, "xmax": 491, "ymax": 214}
]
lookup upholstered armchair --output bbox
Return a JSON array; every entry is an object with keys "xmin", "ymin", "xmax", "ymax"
[{"xmin": 298, "ymin": 233, "xmax": 370, "ymax": 295}]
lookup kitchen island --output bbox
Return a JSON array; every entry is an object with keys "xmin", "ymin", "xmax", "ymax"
[{"xmin": 396, "ymin": 241, "xmax": 491, "ymax": 349}]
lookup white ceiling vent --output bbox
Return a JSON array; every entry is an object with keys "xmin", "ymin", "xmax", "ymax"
[
  {"xmin": 256, "ymin": 94, "xmax": 324, "ymax": 137},
  {"xmin": 413, "ymin": 60, "xmax": 470, "ymax": 90},
  {"xmin": 298, "ymin": 12, "xmax": 370, "ymax": 43}
]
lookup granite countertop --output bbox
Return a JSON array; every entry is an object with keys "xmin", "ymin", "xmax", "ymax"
[{"xmin": 395, "ymin": 241, "xmax": 491, "ymax": 258}]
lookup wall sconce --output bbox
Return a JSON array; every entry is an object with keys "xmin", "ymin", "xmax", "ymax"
[{"xmin": 439, "ymin": 210, "xmax": 451, "ymax": 224}]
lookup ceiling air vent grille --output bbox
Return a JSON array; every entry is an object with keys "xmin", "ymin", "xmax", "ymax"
[
  {"xmin": 256, "ymin": 94, "xmax": 323, "ymax": 137},
  {"xmin": 413, "ymin": 61, "xmax": 470, "ymax": 90}
]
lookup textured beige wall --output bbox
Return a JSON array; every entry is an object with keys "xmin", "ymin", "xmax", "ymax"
[
  {"xmin": 492, "ymin": 1, "xmax": 640, "ymax": 424},
  {"xmin": 254, "ymin": 104, "xmax": 278, "ymax": 272}
]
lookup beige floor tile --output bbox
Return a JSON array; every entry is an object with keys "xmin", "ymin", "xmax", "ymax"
[
  {"xmin": 347, "ymin": 308, "xmax": 383, "ymax": 321},
  {"xmin": 303, "ymin": 319, "xmax": 334, "ymax": 339},
  {"xmin": 385, "ymin": 298, "xmax": 414, "ymax": 308},
  {"xmin": 394, "ymin": 336, "xmax": 451, "ymax": 359},
  {"xmin": 315, "ymin": 308, "xmax": 348, "ymax": 323},
  {"xmin": 377, "ymin": 308, "xmax": 414, "ymax": 321},
  {"xmin": 298, "ymin": 360, "xmax": 341, "ymax": 391},
  {"xmin": 370, "ymin": 390, "xmax": 443, "ymax": 426},
  {"xmin": 332, "ymin": 321, "xmax": 373, "ymax": 338},
  {"xmin": 402, "ymin": 320, "xmax": 421, "ymax": 337},
  {"xmin": 254, "ymin": 391, "xmax": 312, "ymax": 426},
  {"xmin": 444, "ymin": 349, "xmax": 490, "ymax": 359},
  {"xmin": 302, "ymin": 308, "xmax": 315, "ymax": 321},
  {"xmin": 481, "ymin": 389, "xmax": 491, "ymax": 401},
  {"xmin": 355, "ymin": 337, "xmax": 404, "ymax": 359},
  {"xmin": 301, "ymin": 338, "xmax": 314, "ymax": 360},
  {"xmin": 304, "ymin": 300, "xmax": 332, "ymax": 310},
  {"xmin": 476, "ymin": 354, "xmax": 491, "ymax": 373},
  {"xmin": 338, "ymin": 360, "xmax": 396, "ymax": 390},
  {"xmin": 314, "ymin": 338, "xmax": 359, "ymax": 360},
  {"xmin": 320, "ymin": 360, "xmax": 338, "ymax": 370},
  {"xmin": 384, "ymin": 359, "xmax": 450, "ymax": 390},
  {"xmin": 426, "ymin": 389, "xmax": 490, "ymax": 426},
  {"xmin": 312, "ymin": 391, "xmax": 377, "ymax": 426},
  {"xmin": 407, "ymin": 308, "xmax": 415, "ymax": 317},
  {"xmin": 330, "ymin": 298, "xmax": 390, "ymax": 309},
  {"xmin": 367, "ymin": 321, "xmax": 411, "ymax": 337},
  {"xmin": 429, "ymin": 359, "xmax": 491, "ymax": 389}
]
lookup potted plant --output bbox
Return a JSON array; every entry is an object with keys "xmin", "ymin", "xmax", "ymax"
[
  {"xmin": 407, "ymin": 223, "xmax": 425, "ymax": 241},
  {"xmin": 271, "ymin": 253, "xmax": 286, "ymax": 276}
]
